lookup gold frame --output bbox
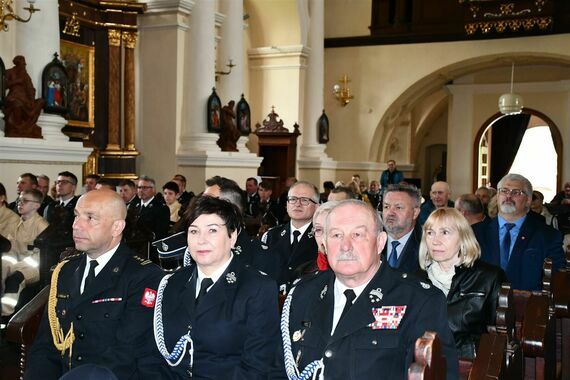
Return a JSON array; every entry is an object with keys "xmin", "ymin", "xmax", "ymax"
[{"xmin": 60, "ymin": 40, "xmax": 95, "ymax": 128}]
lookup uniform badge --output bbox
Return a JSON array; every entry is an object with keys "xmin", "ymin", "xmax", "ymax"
[
  {"xmin": 141, "ymin": 288, "xmax": 157, "ymax": 308},
  {"xmin": 369, "ymin": 306, "xmax": 407, "ymax": 330},
  {"xmin": 419, "ymin": 281, "xmax": 431, "ymax": 289},
  {"xmin": 226, "ymin": 272, "xmax": 237, "ymax": 284},
  {"xmin": 280, "ymin": 229, "xmax": 287, "ymax": 237},
  {"xmin": 261, "ymin": 244, "xmax": 269, "ymax": 250},
  {"xmin": 368, "ymin": 288, "xmax": 383, "ymax": 302},
  {"xmin": 320, "ymin": 285, "xmax": 328, "ymax": 299},
  {"xmin": 261, "ymin": 232, "xmax": 269, "ymax": 244},
  {"xmin": 162, "ymin": 241, "xmax": 169, "ymax": 251},
  {"xmin": 292, "ymin": 329, "xmax": 305, "ymax": 342},
  {"xmin": 233, "ymin": 245, "xmax": 243, "ymax": 255},
  {"xmin": 307, "ymin": 230, "xmax": 314, "ymax": 239},
  {"xmin": 112, "ymin": 267, "xmax": 120, "ymax": 273}
]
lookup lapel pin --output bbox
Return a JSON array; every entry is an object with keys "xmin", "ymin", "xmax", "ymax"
[
  {"xmin": 162, "ymin": 242, "xmax": 169, "ymax": 251},
  {"xmin": 419, "ymin": 281, "xmax": 430, "ymax": 289},
  {"xmin": 226, "ymin": 272, "xmax": 237, "ymax": 284},
  {"xmin": 369, "ymin": 288, "xmax": 383, "ymax": 302},
  {"xmin": 281, "ymin": 229, "xmax": 287, "ymax": 237},
  {"xmin": 292, "ymin": 329, "xmax": 305, "ymax": 342},
  {"xmin": 233, "ymin": 245, "xmax": 243, "ymax": 255},
  {"xmin": 113, "ymin": 267, "xmax": 120, "ymax": 273},
  {"xmin": 320, "ymin": 285, "xmax": 328, "ymax": 299},
  {"xmin": 307, "ymin": 230, "xmax": 314, "ymax": 239}
]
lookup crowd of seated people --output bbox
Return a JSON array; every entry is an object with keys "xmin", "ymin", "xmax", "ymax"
[{"xmin": 1, "ymin": 167, "xmax": 569, "ymax": 379}]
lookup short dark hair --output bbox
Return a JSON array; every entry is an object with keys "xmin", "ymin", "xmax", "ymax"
[
  {"xmin": 86, "ymin": 174, "xmax": 101, "ymax": 181},
  {"xmin": 22, "ymin": 189, "xmax": 43, "ymax": 202},
  {"xmin": 383, "ymin": 184, "xmax": 422, "ymax": 208},
  {"xmin": 173, "ymin": 174, "xmax": 187, "ymax": 186},
  {"xmin": 58, "ymin": 171, "xmax": 78, "ymax": 185},
  {"xmin": 118, "ymin": 179, "xmax": 136, "ymax": 189},
  {"xmin": 457, "ymin": 194, "xmax": 484, "ymax": 215},
  {"xmin": 323, "ymin": 181, "xmax": 335, "ymax": 190},
  {"xmin": 0, "ymin": 182, "xmax": 7, "ymax": 205},
  {"xmin": 331, "ymin": 186, "xmax": 355, "ymax": 199},
  {"xmin": 20, "ymin": 173, "xmax": 38, "ymax": 186},
  {"xmin": 187, "ymin": 196, "xmax": 243, "ymax": 238},
  {"xmin": 246, "ymin": 177, "xmax": 258, "ymax": 185},
  {"xmin": 96, "ymin": 178, "xmax": 115, "ymax": 189},
  {"xmin": 259, "ymin": 181, "xmax": 273, "ymax": 191},
  {"xmin": 163, "ymin": 181, "xmax": 180, "ymax": 194},
  {"xmin": 205, "ymin": 176, "xmax": 244, "ymax": 210}
]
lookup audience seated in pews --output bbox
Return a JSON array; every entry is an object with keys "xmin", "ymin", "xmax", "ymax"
[
  {"xmin": 162, "ymin": 181, "xmax": 182, "ymax": 226},
  {"xmin": 418, "ymin": 207, "xmax": 506, "ymax": 359}
]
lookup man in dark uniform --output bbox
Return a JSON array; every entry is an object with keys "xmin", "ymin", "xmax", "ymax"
[
  {"xmin": 244, "ymin": 177, "xmax": 260, "ymax": 218},
  {"xmin": 254, "ymin": 181, "xmax": 319, "ymax": 291},
  {"xmin": 25, "ymin": 189, "xmax": 164, "ymax": 379},
  {"xmin": 272, "ymin": 200, "xmax": 458, "ymax": 380},
  {"xmin": 37, "ymin": 174, "xmax": 55, "ymax": 216},
  {"xmin": 44, "ymin": 171, "xmax": 80, "ymax": 225}
]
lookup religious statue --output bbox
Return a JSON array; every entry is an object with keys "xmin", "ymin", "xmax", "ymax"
[
  {"xmin": 217, "ymin": 100, "xmax": 241, "ymax": 152},
  {"xmin": 3, "ymin": 56, "xmax": 45, "ymax": 138}
]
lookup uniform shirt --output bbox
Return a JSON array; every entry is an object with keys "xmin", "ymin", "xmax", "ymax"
[
  {"xmin": 290, "ymin": 221, "xmax": 311, "ymax": 245},
  {"xmin": 498, "ymin": 214, "xmax": 526, "ymax": 258},
  {"xmin": 140, "ymin": 196, "xmax": 155, "ymax": 208},
  {"xmin": 195, "ymin": 253, "xmax": 234, "ymax": 297},
  {"xmin": 386, "ymin": 228, "xmax": 414, "ymax": 261},
  {"xmin": 5, "ymin": 213, "xmax": 49, "ymax": 257},
  {"xmin": 80, "ymin": 244, "xmax": 120, "ymax": 294},
  {"xmin": 331, "ymin": 279, "xmax": 370, "ymax": 333},
  {"xmin": 58, "ymin": 196, "xmax": 75, "ymax": 207}
]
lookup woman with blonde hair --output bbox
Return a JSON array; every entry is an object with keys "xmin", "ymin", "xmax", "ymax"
[{"xmin": 418, "ymin": 207, "xmax": 506, "ymax": 359}]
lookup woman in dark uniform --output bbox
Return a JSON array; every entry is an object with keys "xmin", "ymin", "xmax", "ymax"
[
  {"xmin": 152, "ymin": 196, "xmax": 279, "ymax": 379},
  {"xmin": 418, "ymin": 207, "xmax": 506, "ymax": 359}
]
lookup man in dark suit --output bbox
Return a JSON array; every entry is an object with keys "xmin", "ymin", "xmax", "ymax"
[
  {"xmin": 255, "ymin": 181, "xmax": 319, "ymax": 291},
  {"xmin": 272, "ymin": 200, "xmax": 457, "ymax": 379},
  {"xmin": 118, "ymin": 179, "xmax": 139, "ymax": 210},
  {"xmin": 381, "ymin": 184, "xmax": 422, "ymax": 273},
  {"xmin": 244, "ymin": 177, "xmax": 260, "ymax": 218},
  {"xmin": 473, "ymin": 173, "xmax": 565, "ymax": 291},
  {"xmin": 44, "ymin": 171, "xmax": 80, "ymax": 226},
  {"xmin": 36, "ymin": 174, "xmax": 55, "ymax": 216},
  {"xmin": 8, "ymin": 172, "xmax": 38, "ymax": 212},
  {"xmin": 455, "ymin": 193, "xmax": 488, "ymax": 226},
  {"xmin": 25, "ymin": 189, "xmax": 164, "ymax": 379},
  {"xmin": 418, "ymin": 181, "xmax": 454, "ymax": 226}
]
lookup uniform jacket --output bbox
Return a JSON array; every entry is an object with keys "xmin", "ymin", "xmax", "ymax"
[
  {"xmin": 253, "ymin": 223, "xmax": 318, "ymax": 288},
  {"xmin": 473, "ymin": 214, "xmax": 565, "ymax": 291},
  {"xmin": 44, "ymin": 195, "xmax": 79, "ymax": 225},
  {"xmin": 381, "ymin": 224, "xmax": 422, "ymax": 274},
  {"xmin": 25, "ymin": 244, "xmax": 164, "ymax": 380},
  {"xmin": 154, "ymin": 256, "xmax": 279, "ymax": 379},
  {"xmin": 137, "ymin": 196, "xmax": 170, "ymax": 240},
  {"xmin": 418, "ymin": 260, "xmax": 506, "ymax": 359},
  {"xmin": 271, "ymin": 264, "xmax": 458, "ymax": 380},
  {"xmin": 244, "ymin": 192, "xmax": 260, "ymax": 217}
]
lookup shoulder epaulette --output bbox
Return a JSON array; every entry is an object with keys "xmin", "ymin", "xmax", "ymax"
[
  {"xmin": 63, "ymin": 252, "xmax": 84, "ymax": 261},
  {"xmin": 133, "ymin": 255, "xmax": 153, "ymax": 266}
]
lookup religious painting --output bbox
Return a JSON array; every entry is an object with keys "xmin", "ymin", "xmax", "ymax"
[
  {"xmin": 0, "ymin": 57, "xmax": 5, "ymax": 107},
  {"xmin": 60, "ymin": 40, "xmax": 95, "ymax": 128},
  {"xmin": 207, "ymin": 87, "xmax": 222, "ymax": 133},
  {"xmin": 317, "ymin": 110, "xmax": 329, "ymax": 143},
  {"xmin": 236, "ymin": 94, "xmax": 251, "ymax": 135},
  {"xmin": 41, "ymin": 54, "xmax": 69, "ymax": 115}
]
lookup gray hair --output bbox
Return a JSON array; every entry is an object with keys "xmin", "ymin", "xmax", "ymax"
[
  {"xmin": 324, "ymin": 199, "xmax": 384, "ymax": 236},
  {"xmin": 313, "ymin": 201, "xmax": 339, "ymax": 223},
  {"xmin": 289, "ymin": 180, "xmax": 320, "ymax": 203},
  {"xmin": 138, "ymin": 175, "xmax": 156, "ymax": 187},
  {"xmin": 497, "ymin": 173, "xmax": 533, "ymax": 197},
  {"xmin": 383, "ymin": 184, "xmax": 422, "ymax": 208}
]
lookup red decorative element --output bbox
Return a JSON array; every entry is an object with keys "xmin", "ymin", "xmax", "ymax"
[
  {"xmin": 141, "ymin": 288, "xmax": 157, "ymax": 308},
  {"xmin": 317, "ymin": 251, "xmax": 329, "ymax": 271}
]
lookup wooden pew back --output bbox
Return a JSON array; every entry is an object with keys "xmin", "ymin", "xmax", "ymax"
[{"xmin": 408, "ymin": 331, "xmax": 446, "ymax": 380}]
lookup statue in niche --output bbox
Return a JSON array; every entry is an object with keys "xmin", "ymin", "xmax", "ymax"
[
  {"xmin": 217, "ymin": 100, "xmax": 240, "ymax": 152},
  {"xmin": 3, "ymin": 56, "xmax": 45, "ymax": 138}
]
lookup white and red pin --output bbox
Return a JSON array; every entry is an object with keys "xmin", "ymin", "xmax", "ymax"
[
  {"xmin": 141, "ymin": 288, "xmax": 157, "ymax": 308},
  {"xmin": 368, "ymin": 305, "xmax": 407, "ymax": 330}
]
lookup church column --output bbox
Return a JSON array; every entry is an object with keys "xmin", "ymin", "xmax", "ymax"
[
  {"xmin": 217, "ymin": 0, "xmax": 244, "ymax": 102},
  {"xmin": 123, "ymin": 31, "xmax": 137, "ymax": 151},
  {"xmin": 299, "ymin": 0, "xmax": 329, "ymax": 160},
  {"xmin": 106, "ymin": 29, "xmax": 122, "ymax": 151}
]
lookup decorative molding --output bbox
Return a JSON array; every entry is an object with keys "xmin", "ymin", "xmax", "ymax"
[
  {"xmin": 215, "ymin": 12, "xmax": 226, "ymax": 28},
  {"xmin": 122, "ymin": 31, "xmax": 138, "ymax": 49},
  {"xmin": 248, "ymin": 45, "xmax": 310, "ymax": 59},
  {"xmin": 63, "ymin": 12, "xmax": 81, "ymax": 37},
  {"xmin": 0, "ymin": 138, "xmax": 92, "ymax": 163},
  {"xmin": 446, "ymin": 79, "xmax": 570, "ymax": 95},
  {"xmin": 298, "ymin": 159, "xmax": 416, "ymax": 172},
  {"xmin": 108, "ymin": 29, "xmax": 122, "ymax": 47},
  {"xmin": 176, "ymin": 151, "xmax": 263, "ymax": 168},
  {"xmin": 143, "ymin": 0, "xmax": 195, "ymax": 15}
]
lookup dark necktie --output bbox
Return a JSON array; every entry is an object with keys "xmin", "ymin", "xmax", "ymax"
[
  {"xmin": 196, "ymin": 277, "xmax": 213, "ymax": 305},
  {"xmin": 59, "ymin": 201, "xmax": 65, "ymax": 207},
  {"xmin": 84, "ymin": 259, "xmax": 99, "ymax": 293},
  {"xmin": 338, "ymin": 289, "xmax": 357, "ymax": 324},
  {"xmin": 388, "ymin": 240, "xmax": 400, "ymax": 268},
  {"xmin": 500, "ymin": 223, "xmax": 516, "ymax": 270},
  {"xmin": 291, "ymin": 230, "xmax": 301, "ymax": 252}
]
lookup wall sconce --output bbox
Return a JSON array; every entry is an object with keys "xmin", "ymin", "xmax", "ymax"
[
  {"xmin": 498, "ymin": 62, "xmax": 524, "ymax": 115},
  {"xmin": 0, "ymin": 0, "xmax": 39, "ymax": 32},
  {"xmin": 215, "ymin": 59, "xmax": 235, "ymax": 82},
  {"xmin": 333, "ymin": 74, "xmax": 354, "ymax": 106}
]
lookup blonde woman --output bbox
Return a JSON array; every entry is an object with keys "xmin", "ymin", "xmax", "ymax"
[{"xmin": 418, "ymin": 207, "xmax": 506, "ymax": 359}]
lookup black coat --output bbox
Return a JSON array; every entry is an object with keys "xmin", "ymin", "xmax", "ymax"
[
  {"xmin": 381, "ymin": 224, "xmax": 422, "ymax": 274},
  {"xmin": 271, "ymin": 264, "xmax": 458, "ymax": 379},
  {"xmin": 152, "ymin": 257, "xmax": 280, "ymax": 379},
  {"xmin": 418, "ymin": 260, "xmax": 506, "ymax": 359},
  {"xmin": 44, "ymin": 195, "xmax": 79, "ymax": 225},
  {"xmin": 25, "ymin": 244, "xmax": 165, "ymax": 379},
  {"xmin": 136, "ymin": 196, "xmax": 170, "ymax": 240}
]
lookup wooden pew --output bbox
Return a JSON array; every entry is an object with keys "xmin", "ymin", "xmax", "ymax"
[
  {"xmin": 5, "ymin": 286, "xmax": 49, "ymax": 379},
  {"xmin": 550, "ymin": 260, "xmax": 570, "ymax": 379},
  {"xmin": 408, "ymin": 331, "xmax": 446, "ymax": 380}
]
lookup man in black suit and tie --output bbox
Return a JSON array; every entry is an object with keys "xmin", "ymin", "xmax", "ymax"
[
  {"xmin": 118, "ymin": 179, "xmax": 139, "ymax": 209},
  {"xmin": 473, "ymin": 173, "xmax": 565, "ymax": 291},
  {"xmin": 381, "ymin": 184, "xmax": 422, "ymax": 273},
  {"xmin": 255, "ymin": 181, "xmax": 319, "ymax": 291},
  {"xmin": 136, "ymin": 176, "xmax": 170, "ymax": 263},
  {"xmin": 44, "ymin": 171, "xmax": 80, "ymax": 225},
  {"xmin": 455, "ymin": 193, "xmax": 488, "ymax": 226}
]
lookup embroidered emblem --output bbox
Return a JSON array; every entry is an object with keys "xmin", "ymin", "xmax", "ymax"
[
  {"xmin": 162, "ymin": 241, "xmax": 169, "ymax": 251},
  {"xmin": 141, "ymin": 288, "xmax": 157, "ymax": 308},
  {"xmin": 233, "ymin": 245, "xmax": 243, "ymax": 255},
  {"xmin": 320, "ymin": 285, "xmax": 328, "ymax": 299},
  {"xmin": 92, "ymin": 297, "xmax": 123, "ymax": 304},
  {"xmin": 280, "ymin": 229, "xmax": 287, "ymax": 237},
  {"xmin": 369, "ymin": 306, "xmax": 407, "ymax": 330},
  {"xmin": 419, "ymin": 281, "xmax": 431, "ymax": 289},
  {"xmin": 261, "ymin": 232, "xmax": 269, "ymax": 244},
  {"xmin": 307, "ymin": 230, "xmax": 314, "ymax": 239},
  {"xmin": 292, "ymin": 329, "xmax": 305, "ymax": 342},
  {"xmin": 369, "ymin": 288, "xmax": 383, "ymax": 302},
  {"xmin": 226, "ymin": 272, "xmax": 237, "ymax": 284}
]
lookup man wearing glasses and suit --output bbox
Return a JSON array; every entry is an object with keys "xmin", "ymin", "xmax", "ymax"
[{"xmin": 254, "ymin": 181, "xmax": 319, "ymax": 291}]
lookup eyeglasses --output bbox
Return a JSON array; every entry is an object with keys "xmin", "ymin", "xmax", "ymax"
[
  {"xmin": 498, "ymin": 188, "xmax": 526, "ymax": 197},
  {"xmin": 311, "ymin": 226, "xmax": 324, "ymax": 237},
  {"xmin": 17, "ymin": 198, "xmax": 40, "ymax": 205},
  {"xmin": 137, "ymin": 186, "xmax": 153, "ymax": 190},
  {"xmin": 287, "ymin": 196, "xmax": 317, "ymax": 206},
  {"xmin": 56, "ymin": 180, "xmax": 74, "ymax": 185}
]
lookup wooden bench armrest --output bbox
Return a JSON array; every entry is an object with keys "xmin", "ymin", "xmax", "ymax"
[
  {"xmin": 5, "ymin": 285, "xmax": 49, "ymax": 345},
  {"xmin": 408, "ymin": 331, "xmax": 446, "ymax": 380}
]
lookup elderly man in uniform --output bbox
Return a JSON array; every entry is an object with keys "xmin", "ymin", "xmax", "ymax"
[
  {"xmin": 273, "ymin": 200, "xmax": 457, "ymax": 379},
  {"xmin": 25, "ymin": 189, "xmax": 164, "ymax": 379}
]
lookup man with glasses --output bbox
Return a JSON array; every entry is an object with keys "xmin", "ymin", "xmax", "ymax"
[
  {"xmin": 44, "ymin": 171, "xmax": 80, "ymax": 225},
  {"xmin": 256, "ymin": 181, "xmax": 319, "ymax": 290},
  {"xmin": 36, "ymin": 174, "xmax": 55, "ymax": 216},
  {"xmin": 2, "ymin": 189, "xmax": 49, "ymax": 317},
  {"xmin": 473, "ymin": 173, "xmax": 565, "ymax": 291},
  {"xmin": 136, "ymin": 176, "xmax": 170, "ymax": 262}
]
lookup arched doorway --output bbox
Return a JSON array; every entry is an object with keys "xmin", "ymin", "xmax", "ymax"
[{"xmin": 473, "ymin": 108, "xmax": 563, "ymax": 200}]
